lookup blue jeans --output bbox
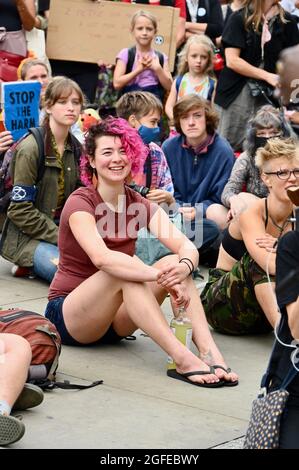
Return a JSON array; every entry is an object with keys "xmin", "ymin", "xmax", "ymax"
[{"xmin": 33, "ymin": 242, "xmax": 59, "ymax": 283}]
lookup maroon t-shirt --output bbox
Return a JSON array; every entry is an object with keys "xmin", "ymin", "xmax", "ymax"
[{"xmin": 49, "ymin": 185, "xmax": 158, "ymax": 299}]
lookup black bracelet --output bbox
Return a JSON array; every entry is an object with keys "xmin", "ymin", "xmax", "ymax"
[
  {"xmin": 179, "ymin": 259, "xmax": 193, "ymax": 276},
  {"xmin": 179, "ymin": 257, "xmax": 195, "ymax": 273}
]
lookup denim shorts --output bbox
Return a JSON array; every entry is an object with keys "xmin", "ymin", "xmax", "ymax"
[{"xmin": 45, "ymin": 296, "xmax": 124, "ymax": 346}]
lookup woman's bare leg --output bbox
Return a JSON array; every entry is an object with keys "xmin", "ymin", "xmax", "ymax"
[
  {"xmin": 0, "ymin": 334, "xmax": 32, "ymax": 409},
  {"xmin": 181, "ymin": 276, "xmax": 238, "ymax": 382},
  {"xmin": 62, "ymin": 270, "xmax": 220, "ymax": 385},
  {"xmin": 254, "ymin": 282, "xmax": 280, "ymax": 328}
]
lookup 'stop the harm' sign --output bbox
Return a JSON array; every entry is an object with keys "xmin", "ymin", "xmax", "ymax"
[{"xmin": 2, "ymin": 81, "xmax": 41, "ymax": 141}]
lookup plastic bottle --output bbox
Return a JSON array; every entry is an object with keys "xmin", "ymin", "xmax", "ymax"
[{"xmin": 167, "ymin": 307, "xmax": 193, "ymax": 370}]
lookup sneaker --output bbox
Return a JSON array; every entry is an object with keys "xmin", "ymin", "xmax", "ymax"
[
  {"xmin": 13, "ymin": 383, "xmax": 44, "ymax": 411},
  {"xmin": 0, "ymin": 414, "xmax": 25, "ymax": 446},
  {"xmin": 11, "ymin": 265, "xmax": 35, "ymax": 279}
]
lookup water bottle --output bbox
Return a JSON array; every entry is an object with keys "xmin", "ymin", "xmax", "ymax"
[{"xmin": 167, "ymin": 307, "xmax": 193, "ymax": 370}]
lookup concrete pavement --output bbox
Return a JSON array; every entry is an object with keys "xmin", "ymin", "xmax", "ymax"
[{"xmin": 0, "ymin": 257, "xmax": 274, "ymax": 449}]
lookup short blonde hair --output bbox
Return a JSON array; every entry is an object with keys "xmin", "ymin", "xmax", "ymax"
[
  {"xmin": 18, "ymin": 58, "xmax": 49, "ymax": 80},
  {"xmin": 177, "ymin": 35, "xmax": 215, "ymax": 76},
  {"xmin": 130, "ymin": 10, "xmax": 157, "ymax": 33},
  {"xmin": 255, "ymin": 137, "xmax": 299, "ymax": 171}
]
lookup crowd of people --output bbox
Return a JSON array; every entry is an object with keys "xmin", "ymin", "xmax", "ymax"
[{"xmin": 0, "ymin": 0, "xmax": 299, "ymax": 449}]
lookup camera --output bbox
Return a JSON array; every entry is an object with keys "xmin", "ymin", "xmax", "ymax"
[{"xmin": 128, "ymin": 183, "xmax": 150, "ymax": 198}]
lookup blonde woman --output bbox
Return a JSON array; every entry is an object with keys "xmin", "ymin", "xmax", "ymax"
[
  {"xmin": 201, "ymin": 137, "xmax": 298, "ymax": 334},
  {"xmin": 165, "ymin": 35, "xmax": 216, "ymax": 122}
]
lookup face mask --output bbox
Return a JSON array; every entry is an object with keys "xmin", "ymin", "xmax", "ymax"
[
  {"xmin": 138, "ymin": 125, "xmax": 161, "ymax": 144},
  {"xmin": 254, "ymin": 136, "xmax": 269, "ymax": 150}
]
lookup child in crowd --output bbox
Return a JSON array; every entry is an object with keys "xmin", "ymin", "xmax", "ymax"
[
  {"xmin": 116, "ymin": 91, "xmax": 175, "ymax": 265},
  {"xmin": 165, "ymin": 35, "xmax": 216, "ymax": 123},
  {"xmin": 113, "ymin": 10, "xmax": 172, "ymax": 102}
]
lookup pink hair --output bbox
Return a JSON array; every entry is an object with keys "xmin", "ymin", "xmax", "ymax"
[{"xmin": 80, "ymin": 117, "xmax": 149, "ymax": 186}]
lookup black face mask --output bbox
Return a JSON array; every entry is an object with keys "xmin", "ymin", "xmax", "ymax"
[{"xmin": 254, "ymin": 136, "xmax": 269, "ymax": 150}]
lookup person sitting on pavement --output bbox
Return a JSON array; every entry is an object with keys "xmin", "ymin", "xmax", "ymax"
[
  {"xmin": 0, "ymin": 77, "xmax": 83, "ymax": 282},
  {"xmin": 18, "ymin": 58, "xmax": 84, "ymax": 143},
  {"xmin": 0, "ymin": 332, "xmax": 43, "ymax": 446},
  {"xmin": 116, "ymin": 90, "xmax": 176, "ymax": 265},
  {"xmin": 162, "ymin": 94, "xmax": 235, "ymax": 265},
  {"xmin": 201, "ymin": 137, "xmax": 298, "ymax": 335},
  {"xmin": 251, "ymin": 41, "xmax": 299, "ymax": 450},
  {"xmin": 221, "ymin": 105, "xmax": 294, "ymax": 222},
  {"xmin": 45, "ymin": 117, "xmax": 238, "ymax": 388}
]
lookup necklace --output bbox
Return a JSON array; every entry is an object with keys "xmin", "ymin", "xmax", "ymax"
[{"xmin": 269, "ymin": 214, "xmax": 291, "ymax": 237}]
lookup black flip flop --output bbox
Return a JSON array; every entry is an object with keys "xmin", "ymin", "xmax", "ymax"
[
  {"xmin": 212, "ymin": 365, "xmax": 239, "ymax": 387},
  {"xmin": 167, "ymin": 366, "xmax": 225, "ymax": 388}
]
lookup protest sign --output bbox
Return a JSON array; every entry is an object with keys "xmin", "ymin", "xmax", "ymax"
[
  {"xmin": 46, "ymin": 0, "xmax": 179, "ymax": 71},
  {"xmin": 1, "ymin": 81, "xmax": 41, "ymax": 141}
]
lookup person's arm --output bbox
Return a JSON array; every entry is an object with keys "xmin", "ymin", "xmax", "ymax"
[
  {"xmin": 7, "ymin": 138, "xmax": 58, "ymax": 243},
  {"xmin": 69, "ymin": 211, "xmax": 160, "ymax": 282},
  {"xmin": 113, "ymin": 56, "xmax": 145, "ymax": 90},
  {"xmin": 221, "ymin": 153, "xmax": 248, "ymax": 207},
  {"xmin": 186, "ymin": 22, "xmax": 207, "ymax": 34},
  {"xmin": 176, "ymin": 17, "xmax": 186, "ymax": 48},
  {"xmin": 15, "ymin": 0, "xmax": 36, "ymax": 31},
  {"xmin": 186, "ymin": 0, "xmax": 223, "ymax": 38},
  {"xmin": 149, "ymin": 55, "xmax": 172, "ymax": 91},
  {"xmin": 201, "ymin": 147, "xmax": 235, "ymax": 216},
  {"xmin": 225, "ymin": 47, "xmax": 278, "ymax": 87},
  {"xmin": 148, "ymin": 206, "xmax": 199, "ymax": 287},
  {"xmin": 287, "ymin": 298, "xmax": 299, "ymax": 340},
  {"xmin": 165, "ymin": 79, "xmax": 178, "ymax": 121},
  {"xmin": 239, "ymin": 204, "xmax": 276, "ymax": 274},
  {"xmin": 174, "ymin": 0, "xmax": 187, "ymax": 48}
]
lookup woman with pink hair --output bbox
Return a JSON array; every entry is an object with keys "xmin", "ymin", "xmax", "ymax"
[{"xmin": 45, "ymin": 117, "xmax": 238, "ymax": 388}]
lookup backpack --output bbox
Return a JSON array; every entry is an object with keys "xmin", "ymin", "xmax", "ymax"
[
  {"xmin": 0, "ymin": 308, "xmax": 61, "ymax": 381},
  {"xmin": 125, "ymin": 46, "xmax": 164, "ymax": 75},
  {"xmin": 0, "ymin": 308, "xmax": 103, "ymax": 390},
  {"xmin": 0, "ymin": 127, "xmax": 82, "ymax": 214}
]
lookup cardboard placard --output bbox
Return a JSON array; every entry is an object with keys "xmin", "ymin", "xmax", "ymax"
[
  {"xmin": 46, "ymin": 0, "xmax": 179, "ymax": 71},
  {"xmin": 1, "ymin": 81, "xmax": 41, "ymax": 141}
]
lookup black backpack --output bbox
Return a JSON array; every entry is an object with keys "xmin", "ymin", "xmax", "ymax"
[{"xmin": 125, "ymin": 46, "xmax": 164, "ymax": 75}]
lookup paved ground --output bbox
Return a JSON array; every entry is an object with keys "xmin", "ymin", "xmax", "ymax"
[{"xmin": 0, "ymin": 257, "xmax": 274, "ymax": 449}]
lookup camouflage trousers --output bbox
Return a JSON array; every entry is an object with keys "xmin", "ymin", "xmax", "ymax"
[{"xmin": 200, "ymin": 252, "xmax": 273, "ymax": 335}]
